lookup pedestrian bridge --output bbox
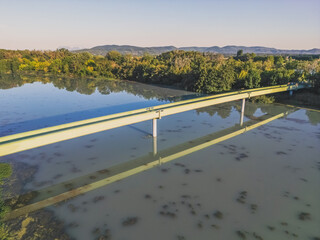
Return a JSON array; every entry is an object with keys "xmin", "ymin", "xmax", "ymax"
[
  {"xmin": 0, "ymin": 84, "xmax": 306, "ymax": 158},
  {"xmin": 4, "ymin": 106, "xmax": 296, "ymax": 220}
]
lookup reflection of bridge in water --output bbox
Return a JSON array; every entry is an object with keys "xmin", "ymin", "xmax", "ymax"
[
  {"xmin": 0, "ymin": 84, "xmax": 305, "ymax": 157},
  {"xmin": 4, "ymin": 106, "xmax": 297, "ymax": 220}
]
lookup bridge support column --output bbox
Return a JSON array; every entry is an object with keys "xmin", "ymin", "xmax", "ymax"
[
  {"xmin": 240, "ymin": 98, "xmax": 245, "ymax": 126},
  {"xmin": 152, "ymin": 118, "xmax": 157, "ymax": 137},
  {"xmin": 153, "ymin": 136, "xmax": 157, "ymax": 156}
]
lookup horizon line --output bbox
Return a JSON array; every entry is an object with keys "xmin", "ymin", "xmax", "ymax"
[{"xmin": 2, "ymin": 44, "xmax": 320, "ymax": 52}]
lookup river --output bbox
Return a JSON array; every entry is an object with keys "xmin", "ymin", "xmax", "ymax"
[{"xmin": 0, "ymin": 75, "xmax": 319, "ymax": 240}]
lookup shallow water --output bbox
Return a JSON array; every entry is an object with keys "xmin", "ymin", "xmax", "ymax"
[{"xmin": 0, "ymin": 76, "xmax": 319, "ymax": 240}]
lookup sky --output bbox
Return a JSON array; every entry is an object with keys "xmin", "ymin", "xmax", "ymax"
[{"xmin": 0, "ymin": 0, "xmax": 319, "ymax": 50}]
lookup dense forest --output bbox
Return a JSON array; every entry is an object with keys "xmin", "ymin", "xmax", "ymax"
[{"xmin": 0, "ymin": 49, "xmax": 319, "ymax": 94}]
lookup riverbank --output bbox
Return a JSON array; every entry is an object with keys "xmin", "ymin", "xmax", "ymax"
[
  {"xmin": 2, "ymin": 72, "xmax": 319, "ymax": 110},
  {"xmin": 0, "ymin": 162, "xmax": 72, "ymax": 240},
  {"xmin": 1, "ymin": 49, "xmax": 319, "ymax": 94},
  {"xmin": 274, "ymin": 89, "xmax": 320, "ymax": 110}
]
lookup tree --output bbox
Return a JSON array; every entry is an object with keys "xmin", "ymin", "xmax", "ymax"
[
  {"xmin": 105, "ymin": 51, "xmax": 123, "ymax": 63},
  {"xmin": 237, "ymin": 49, "xmax": 243, "ymax": 57},
  {"xmin": 244, "ymin": 69, "xmax": 261, "ymax": 88}
]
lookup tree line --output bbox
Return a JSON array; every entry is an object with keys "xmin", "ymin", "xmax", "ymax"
[{"xmin": 0, "ymin": 48, "xmax": 319, "ymax": 93}]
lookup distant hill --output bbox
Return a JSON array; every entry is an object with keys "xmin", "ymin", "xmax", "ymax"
[
  {"xmin": 73, "ymin": 45, "xmax": 320, "ymax": 56},
  {"xmin": 74, "ymin": 45, "xmax": 177, "ymax": 56}
]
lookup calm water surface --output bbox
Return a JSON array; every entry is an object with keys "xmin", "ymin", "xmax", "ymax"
[{"xmin": 0, "ymin": 76, "xmax": 319, "ymax": 240}]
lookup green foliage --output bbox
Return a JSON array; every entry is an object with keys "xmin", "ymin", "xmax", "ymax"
[
  {"xmin": 0, "ymin": 201, "xmax": 9, "ymax": 220},
  {"xmin": 0, "ymin": 163, "xmax": 12, "ymax": 182},
  {"xmin": 0, "ymin": 163, "xmax": 13, "ymax": 240},
  {"xmin": 274, "ymin": 56, "xmax": 284, "ymax": 66},
  {"xmin": 261, "ymin": 68, "xmax": 295, "ymax": 86},
  {"xmin": 106, "ymin": 51, "xmax": 123, "ymax": 63},
  {"xmin": 0, "ymin": 60, "xmax": 10, "ymax": 74},
  {"xmin": 0, "ymin": 224, "xmax": 13, "ymax": 240},
  {"xmin": 0, "ymin": 49, "xmax": 318, "ymax": 94},
  {"xmin": 201, "ymin": 62, "xmax": 235, "ymax": 93},
  {"xmin": 251, "ymin": 95, "xmax": 275, "ymax": 104},
  {"xmin": 312, "ymin": 72, "xmax": 320, "ymax": 93},
  {"xmin": 244, "ymin": 69, "xmax": 261, "ymax": 89},
  {"xmin": 237, "ymin": 49, "xmax": 243, "ymax": 57},
  {"xmin": 0, "ymin": 163, "xmax": 12, "ymax": 221}
]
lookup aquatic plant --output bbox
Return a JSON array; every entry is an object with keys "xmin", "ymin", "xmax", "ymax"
[
  {"xmin": 0, "ymin": 163, "xmax": 12, "ymax": 183},
  {"xmin": 0, "ymin": 163, "xmax": 12, "ymax": 218},
  {"xmin": 0, "ymin": 163, "xmax": 13, "ymax": 239},
  {"xmin": 0, "ymin": 224, "xmax": 14, "ymax": 240}
]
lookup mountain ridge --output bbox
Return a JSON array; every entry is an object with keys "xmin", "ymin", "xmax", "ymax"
[{"xmin": 73, "ymin": 45, "xmax": 320, "ymax": 56}]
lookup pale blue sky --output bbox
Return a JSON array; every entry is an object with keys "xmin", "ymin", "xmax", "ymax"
[{"xmin": 0, "ymin": 0, "xmax": 319, "ymax": 50}]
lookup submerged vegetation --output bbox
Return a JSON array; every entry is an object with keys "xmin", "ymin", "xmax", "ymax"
[
  {"xmin": 0, "ymin": 163, "xmax": 12, "ymax": 219},
  {"xmin": 0, "ymin": 49, "xmax": 319, "ymax": 95},
  {"xmin": 0, "ymin": 163, "xmax": 13, "ymax": 240}
]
